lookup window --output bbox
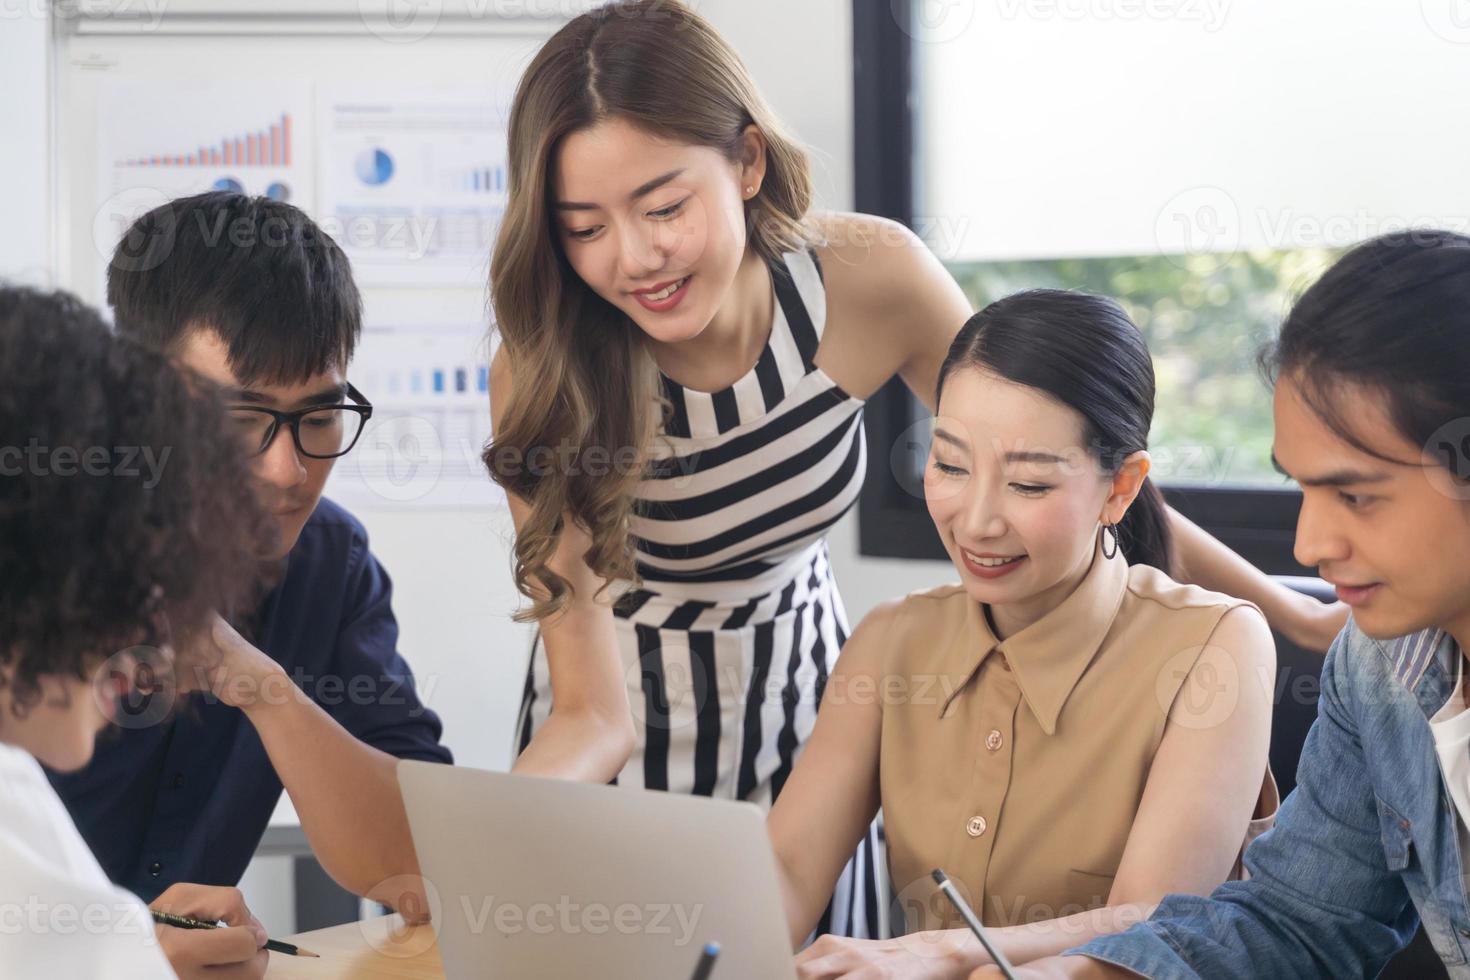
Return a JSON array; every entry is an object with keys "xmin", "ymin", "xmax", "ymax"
[
  {"xmin": 856, "ymin": 0, "xmax": 1466, "ymax": 575},
  {"xmin": 941, "ymin": 250, "xmax": 1341, "ymax": 488}
]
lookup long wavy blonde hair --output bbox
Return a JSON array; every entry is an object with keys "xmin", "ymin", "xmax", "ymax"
[{"xmin": 485, "ymin": 0, "xmax": 816, "ymax": 623}]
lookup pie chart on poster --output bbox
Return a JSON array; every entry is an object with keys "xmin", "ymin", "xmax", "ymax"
[
  {"xmin": 355, "ymin": 148, "xmax": 394, "ymax": 186},
  {"xmin": 213, "ymin": 176, "xmax": 244, "ymax": 194},
  {"xmin": 265, "ymin": 182, "xmax": 291, "ymax": 202}
]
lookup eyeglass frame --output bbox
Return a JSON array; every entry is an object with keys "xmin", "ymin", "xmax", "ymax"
[{"xmin": 228, "ymin": 382, "xmax": 375, "ymax": 459}]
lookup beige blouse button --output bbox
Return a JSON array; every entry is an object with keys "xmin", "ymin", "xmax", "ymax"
[
  {"xmin": 986, "ymin": 730, "xmax": 1003, "ymax": 752},
  {"xmin": 966, "ymin": 815, "xmax": 988, "ymax": 837}
]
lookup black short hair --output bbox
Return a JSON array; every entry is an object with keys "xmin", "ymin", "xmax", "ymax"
[
  {"xmin": 106, "ymin": 191, "xmax": 362, "ymax": 386},
  {"xmin": 0, "ymin": 284, "xmax": 272, "ymax": 715},
  {"xmin": 1262, "ymin": 229, "xmax": 1470, "ymax": 466}
]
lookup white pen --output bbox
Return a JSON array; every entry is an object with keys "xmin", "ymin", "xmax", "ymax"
[{"xmin": 931, "ymin": 869, "xmax": 1019, "ymax": 980}]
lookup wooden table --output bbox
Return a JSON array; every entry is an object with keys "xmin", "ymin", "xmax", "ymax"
[{"xmin": 265, "ymin": 914, "xmax": 443, "ymax": 979}]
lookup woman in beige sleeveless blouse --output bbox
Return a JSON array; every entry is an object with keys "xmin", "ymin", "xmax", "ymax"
[{"xmin": 770, "ymin": 290, "xmax": 1278, "ymax": 978}]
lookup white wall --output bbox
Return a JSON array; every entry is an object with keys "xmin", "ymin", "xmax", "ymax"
[{"xmin": 1, "ymin": 6, "xmax": 53, "ymax": 289}]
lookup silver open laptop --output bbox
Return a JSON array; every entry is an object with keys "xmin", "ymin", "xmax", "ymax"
[{"xmin": 398, "ymin": 760, "xmax": 800, "ymax": 979}]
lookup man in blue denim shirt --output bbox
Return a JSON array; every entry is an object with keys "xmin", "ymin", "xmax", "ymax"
[
  {"xmin": 969, "ymin": 232, "xmax": 1470, "ymax": 978},
  {"xmin": 49, "ymin": 192, "xmax": 452, "ymax": 917},
  {"xmin": 1067, "ymin": 621, "xmax": 1470, "ymax": 978}
]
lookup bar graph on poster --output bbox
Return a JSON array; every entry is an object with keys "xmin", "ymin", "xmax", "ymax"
[
  {"xmin": 93, "ymin": 81, "xmax": 315, "ymax": 301},
  {"xmin": 114, "ymin": 112, "xmax": 296, "ymax": 172},
  {"xmin": 98, "ymin": 83, "xmax": 311, "ymax": 201}
]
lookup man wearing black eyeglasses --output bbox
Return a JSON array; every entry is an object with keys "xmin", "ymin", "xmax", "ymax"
[
  {"xmin": 226, "ymin": 380, "xmax": 374, "ymax": 466},
  {"xmin": 48, "ymin": 192, "xmax": 452, "ymax": 923}
]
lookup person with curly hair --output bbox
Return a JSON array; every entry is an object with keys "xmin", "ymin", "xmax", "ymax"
[
  {"xmin": 48, "ymin": 191, "xmax": 451, "ymax": 922},
  {"xmin": 0, "ymin": 284, "xmax": 274, "ymax": 978}
]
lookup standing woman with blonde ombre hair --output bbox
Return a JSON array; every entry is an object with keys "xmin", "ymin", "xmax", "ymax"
[{"xmin": 483, "ymin": 0, "xmax": 1347, "ymax": 943}]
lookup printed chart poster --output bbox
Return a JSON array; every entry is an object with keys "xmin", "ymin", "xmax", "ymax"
[
  {"xmin": 94, "ymin": 80, "xmax": 314, "ymax": 298},
  {"xmin": 318, "ymin": 86, "xmax": 508, "ymax": 287},
  {"xmin": 325, "ymin": 305, "xmax": 503, "ymax": 511}
]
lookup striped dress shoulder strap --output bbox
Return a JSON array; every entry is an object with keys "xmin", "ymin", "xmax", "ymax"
[{"xmin": 770, "ymin": 248, "xmax": 828, "ymax": 373}]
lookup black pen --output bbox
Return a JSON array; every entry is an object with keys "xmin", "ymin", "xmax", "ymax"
[
  {"xmin": 931, "ymin": 869, "xmax": 1018, "ymax": 980},
  {"xmin": 688, "ymin": 940, "xmax": 720, "ymax": 980},
  {"xmin": 149, "ymin": 909, "xmax": 319, "ymax": 957}
]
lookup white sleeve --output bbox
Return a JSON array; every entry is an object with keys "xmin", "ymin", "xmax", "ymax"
[
  {"xmin": 0, "ymin": 744, "xmax": 175, "ymax": 977},
  {"xmin": 0, "ymin": 822, "xmax": 176, "ymax": 979}
]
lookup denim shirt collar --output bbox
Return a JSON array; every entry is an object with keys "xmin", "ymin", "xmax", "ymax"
[{"xmin": 1384, "ymin": 626, "xmax": 1463, "ymax": 720}]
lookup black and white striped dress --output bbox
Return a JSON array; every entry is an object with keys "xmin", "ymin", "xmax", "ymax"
[{"xmin": 516, "ymin": 247, "xmax": 888, "ymax": 940}]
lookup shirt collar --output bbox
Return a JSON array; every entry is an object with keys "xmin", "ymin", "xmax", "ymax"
[
  {"xmin": 1402, "ymin": 628, "xmax": 1464, "ymax": 719},
  {"xmin": 940, "ymin": 537, "xmax": 1130, "ymax": 735}
]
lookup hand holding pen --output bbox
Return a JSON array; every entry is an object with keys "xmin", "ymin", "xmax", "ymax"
[
  {"xmin": 151, "ymin": 908, "xmax": 318, "ymax": 957},
  {"xmin": 932, "ymin": 869, "xmax": 1019, "ymax": 980},
  {"xmin": 148, "ymin": 882, "xmax": 305, "ymax": 979}
]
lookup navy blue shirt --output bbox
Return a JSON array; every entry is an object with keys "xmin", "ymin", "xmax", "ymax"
[{"xmin": 48, "ymin": 497, "xmax": 453, "ymax": 902}]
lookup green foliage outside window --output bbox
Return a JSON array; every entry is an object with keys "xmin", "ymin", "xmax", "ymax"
[{"xmin": 944, "ymin": 248, "xmax": 1343, "ymax": 486}]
